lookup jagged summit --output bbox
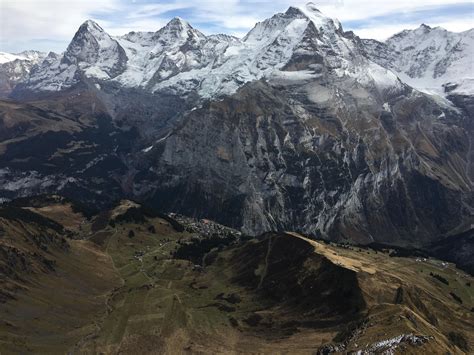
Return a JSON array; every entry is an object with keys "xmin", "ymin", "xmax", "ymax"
[
  {"xmin": 68, "ymin": 19, "xmax": 113, "ymax": 52},
  {"xmin": 299, "ymin": 2, "xmax": 340, "ymax": 32},
  {"xmin": 72, "ymin": 19, "xmax": 108, "ymax": 42},
  {"xmin": 244, "ymin": 3, "xmax": 341, "ymax": 47},
  {"xmin": 165, "ymin": 16, "xmax": 191, "ymax": 28},
  {"xmin": 81, "ymin": 19, "xmax": 104, "ymax": 31},
  {"xmin": 159, "ymin": 16, "xmax": 194, "ymax": 35},
  {"xmin": 58, "ymin": 17, "xmax": 129, "ymax": 81},
  {"xmin": 152, "ymin": 15, "xmax": 206, "ymax": 44},
  {"xmin": 285, "ymin": 6, "xmax": 305, "ymax": 16},
  {"xmin": 242, "ymin": 6, "xmax": 307, "ymax": 44},
  {"xmin": 389, "ymin": 23, "xmax": 446, "ymax": 41},
  {"xmin": 410, "ymin": 23, "xmax": 435, "ymax": 36},
  {"xmin": 286, "ymin": 2, "xmax": 324, "ymax": 15}
]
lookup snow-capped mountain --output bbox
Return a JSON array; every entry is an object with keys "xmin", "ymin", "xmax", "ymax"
[
  {"xmin": 0, "ymin": 52, "xmax": 24, "ymax": 64},
  {"xmin": 0, "ymin": 50, "xmax": 46, "ymax": 64},
  {"xmin": 8, "ymin": 5, "xmax": 474, "ymax": 101},
  {"xmin": 0, "ymin": 50, "xmax": 47, "ymax": 97},
  {"xmin": 2, "ymin": 3, "xmax": 473, "ymax": 251},
  {"xmin": 115, "ymin": 17, "xmax": 236, "ymax": 93},
  {"xmin": 22, "ymin": 20, "xmax": 127, "ymax": 92},
  {"xmin": 363, "ymin": 25, "xmax": 474, "ymax": 96},
  {"xmin": 64, "ymin": 20, "xmax": 128, "ymax": 79},
  {"xmin": 18, "ymin": 4, "xmax": 403, "ymax": 99}
]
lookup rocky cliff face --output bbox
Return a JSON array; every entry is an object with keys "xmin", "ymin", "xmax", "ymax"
[
  {"xmin": 142, "ymin": 78, "xmax": 471, "ymax": 245},
  {"xmin": 1, "ymin": 3, "xmax": 473, "ymax": 251}
]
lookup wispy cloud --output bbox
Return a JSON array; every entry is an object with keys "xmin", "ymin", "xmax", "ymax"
[
  {"xmin": 341, "ymin": 2, "xmax": 474, "ymax": 39},
  {"xmin": 1, "ymin": 0, "xmax": 472, "ymax": 52}
]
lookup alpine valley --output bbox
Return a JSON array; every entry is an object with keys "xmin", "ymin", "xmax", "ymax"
[{"xmin": 0, "ymin": 2, "xmax": 473, "ymax": 354}]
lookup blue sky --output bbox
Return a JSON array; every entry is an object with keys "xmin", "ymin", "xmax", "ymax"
[{"xmin": 1, "ymin": 0, "xmax": 473, "ymax": 53}]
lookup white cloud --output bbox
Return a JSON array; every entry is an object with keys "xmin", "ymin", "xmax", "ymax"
[
  {"xmin": 0, "ymin": 0, "xmax": 120, "ymax": 52},
  {"xmin": 308, "ymin": 0, "xmax": 471, "ymax": 21}
]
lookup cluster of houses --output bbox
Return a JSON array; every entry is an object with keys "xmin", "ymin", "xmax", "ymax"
[{"xmin": 168, "ymin": 213, "xmax": 242, "ymax": 240}]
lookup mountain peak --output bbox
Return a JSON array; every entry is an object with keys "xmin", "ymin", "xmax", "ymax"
[
  {"xmin": 167, "ymin": 17, "xmax": 190, "ymax": 28},
  {"xmin": 389, "ymin": 23, "xmax": 447, "ymax": 41},
  {"xmin": 79, "ymin": 19, "xmax": 105, "ymax": 34},
  {"xmin": 415, "ymin": 23, "xmax": 433, "ymax": 34},
  {"xmin": 62, "ymin": 17, "xmax": 127, "ymax": 79},
  {"xmin": 67, "ymin": 19, "xmax": 112, "ymax": 53},
  {"xmin": 154, "ymin": 16, "xmax": 205, "ymax": 42},
  {"xmin": 285, "ymin": 6, "xmax": 305, "ymax": 17},
  {"xmin": 297, "ymin": 2, "xmax": 339, "ymax": 32},
  {"xmin": 286, "ymin": 3, "xmax": 327, "ymax": 21},
  {"xmin": 159, "ymin": 16, "xmax": 197, "ymax": 34}
]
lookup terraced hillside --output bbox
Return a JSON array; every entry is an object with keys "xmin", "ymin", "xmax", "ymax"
[{"xmin": 0, "ymin": 196, "xmax": 472, "ymax": 354}]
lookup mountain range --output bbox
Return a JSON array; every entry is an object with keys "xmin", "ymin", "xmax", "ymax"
[
  {"xmin": 3, "ymin": 7, "xmax": 473, "ymax": 99},
  {"xmin": 0, "ymin": 2, "xmax": 473, "ymax": 263}
]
